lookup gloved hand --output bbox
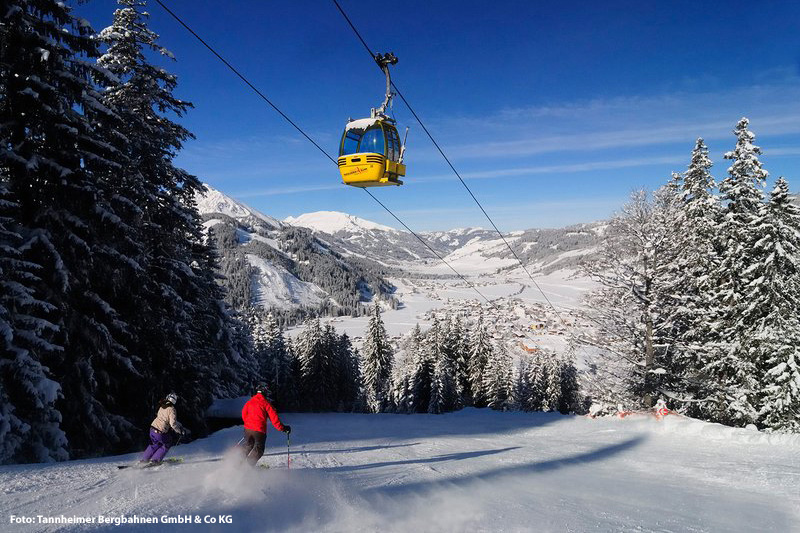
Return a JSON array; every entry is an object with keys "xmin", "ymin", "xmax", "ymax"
[{"xmin": 283, "ymin": 425, "xmax": 291, "ymax": 434}]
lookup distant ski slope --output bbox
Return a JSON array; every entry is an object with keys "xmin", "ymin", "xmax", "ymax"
[{"xmin": 2, "ymin": 410, "xmax": 798, "ymax": 532}]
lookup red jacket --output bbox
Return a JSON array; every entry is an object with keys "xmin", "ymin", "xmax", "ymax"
[{"xmin": 242, "ymin": 394, "xmax": 286, "ymax": 434}]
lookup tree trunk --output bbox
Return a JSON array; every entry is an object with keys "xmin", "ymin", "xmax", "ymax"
[{"xmin": 643, "ymin": 315, "xmax": 654, "ymax": 408}]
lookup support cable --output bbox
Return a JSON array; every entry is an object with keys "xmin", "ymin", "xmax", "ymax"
[
  {"xmin": 153, "ymin": 0, "xmax": 498, "ymax": 309},
  {"xmin": 153, "ymin": 0, "xmax": 335, "ymax": 165},
  {"xmin": 332, "ymin": 0, "xmax": 574, "ymax": 326}
]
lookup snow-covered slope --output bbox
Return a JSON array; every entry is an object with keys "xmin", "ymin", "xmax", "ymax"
[
  {"xmin": 194, "ymin": 184, "xmax": 602, "ymax": 315},
  {"xmin": 286, "ymin": 210, "xmax": 604, "ymax": 274},
  {"xmin": 195, "ymin": 188, "xmax": 397, "ymax": 314},
  {"xmin": 285, "ymin": 210, "xmax": 442, "ymax": 264},
  {"xmin": 197, "ymin": 185, "xmax": 283, "ymax": 229},
  {"xmin": 285, "ymin": 211, "xmax": 398, "ymax": 234},
  {"xmin": 2, "ymin": 410, "xmax": 798, "ymax": 532},
  {"xmin": 246, "ymin": 254, "xmax": 326, "ymax": 309},
  {"xmin": 424, "ymin": 227, "xmax": 497, "ymax": 249}
]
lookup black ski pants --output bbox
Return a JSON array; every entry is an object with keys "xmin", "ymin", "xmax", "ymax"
[{"xmin": 243, "ymin": 428, "xmax": 267, "ymax": 465}]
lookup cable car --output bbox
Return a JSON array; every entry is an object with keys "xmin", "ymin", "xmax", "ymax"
[{"xmin": 338, "ymin": 53, "xmax": 407, "ymax": 187}]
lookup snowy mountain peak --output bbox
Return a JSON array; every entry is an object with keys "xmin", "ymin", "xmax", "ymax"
[
  {"xmin": 285, "ymin": 211, "xmax": 399, "ymax": 234},
  {"xmin": 196, "ymin": 185, "xmax": 283, "ymax": 228}
]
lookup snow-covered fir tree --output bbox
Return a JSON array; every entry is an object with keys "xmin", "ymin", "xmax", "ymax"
[
  {"xmin": 514, "ymin": 356, "xmax": 535, "ymax": 411},
  {"xmin": 0, "ymin": 0, "xmax": 155, "ymax": 457},
  {"xmin": 390, "ymin": 324, "xmax": 423, "ymax": 413},
  {"xmin": 428, "ymin": 337, "xmax": 463, "ymax": 414},
  {"xmin": 578, "ymin": 118, "xmax": 799, "ymax": 432},
  {"xmin": 661, "ymin": 139, "xmax": 721, "ymax": 409},
  {"xmin": 245, "ymin": 310, "xmax": 295, "ymax": 409},
  {"xmin": 517, "ymin": 354, "xmax": 544, "ymax": 412},
  {"xmin": 295, "ymin": 319, "xmax": 335, "ymax": 411},
  {"xmin": 516, "ymin": 350, "xmax": 580, "ymax": 414},
  {"xmin": 334, "ymin": 332, "xmax": 362, "ymax": 412},
  {"xmin": 361, "ymin": 303, "xmax": 393, "ymax": 413},
  {"xmin": 698, "ymin": 118, "xmax": 769, "ymax": 426},
  {"xmin": 540, "ymin": 352, "xmax": 563, "ymax": 412},
  {"xmin": 446, "ymin": 314, "xmax": 471, "ymax": 405},
  {"xmin": 749, "ymin": 178, "xmax": 800, "ymax": 431},
  {"xmin": 409, "ymin": 318, "xmax": 439, "ymax": 413},
  {"xmin": 390, "ymin": 372, "xmax": 414, "ymax": 414},
  {"xmin": 96, "ymin": 0, "xmax": 256, "ymax": 434},
  {"xmin": 467, "ymin": 315, "xmax": 493, "ymax": 407},
  {"xmin": 0, "ymin": 183, "xmax": 67, "ymax": 464},
  {"xmin": 483, "ymin": 344, "xmax": 514, "ymax": 411},
  {"xmin": 558, "ymin": 355, "xmax": 581, "ymax": 414}
]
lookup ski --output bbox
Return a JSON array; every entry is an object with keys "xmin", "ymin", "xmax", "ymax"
[{"xmin": 117, "ymin": 457, "xmax": 184, "ymax": 469}]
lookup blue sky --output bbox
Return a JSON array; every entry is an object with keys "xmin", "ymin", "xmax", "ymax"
[{"xmin": 78, "ymin": 1, "xmax": 800, "ymax": 231}]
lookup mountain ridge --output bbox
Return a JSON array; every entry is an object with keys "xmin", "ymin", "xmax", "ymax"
[{"xmin": 196, "ymin": 185, "xmax": 603, "ymax": 318}]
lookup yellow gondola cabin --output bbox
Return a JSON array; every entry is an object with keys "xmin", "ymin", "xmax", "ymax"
[
  {"xmin": 338, "ymin": 52, "xmax": 407, "ymax": 188},
  {"xmin": 338, "ymin": 117, "xmax": 405, "ymax": 187}
]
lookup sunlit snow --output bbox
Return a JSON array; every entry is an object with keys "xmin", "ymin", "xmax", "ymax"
[{"xmin": 2, "ymin": 410, "xmax": 797, "ymax": 532}]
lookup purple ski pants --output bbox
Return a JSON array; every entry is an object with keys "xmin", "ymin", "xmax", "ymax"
[{"xmin": 142, "ymin": 428, "xmax": 174, "ymax": 462}]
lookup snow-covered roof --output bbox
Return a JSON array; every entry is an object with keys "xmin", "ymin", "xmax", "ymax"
[{"xmin": 344, "ymin": 118, "xmax": 380, "ymax": 132}]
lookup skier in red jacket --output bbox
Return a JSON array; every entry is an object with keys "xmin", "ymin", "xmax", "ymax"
[{"xmin": 241, "ymin": 384, "xmax": 291, "ymax": 466}]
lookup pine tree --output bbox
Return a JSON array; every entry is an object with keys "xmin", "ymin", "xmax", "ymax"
[
  {"xmin": 362, "ymin": 303, "xmax": 393, "ymax": 413},
  {"xmin": 447, "ymin": 314, "xmax": 471, "ymax": 405},
  {"xmin": 1, "ymin": 0, "xmax": 151, "ymax": 456},
  {"xmin": 541, "ymin": 352, "xmax": 563, "ymax": 412},
  {"xmin": 247, "ymin": 311, "xmax": 294, "ymax": 409},
  {"xmin": 518, "ymin": 354, "xmax": 546, "ymax": 412},
  {"xmin": 428, "ymin": 334, "xmax": 462, "ymax": 415},
  {"xmin": 96, "ymin": 0, "xmax": 255, "ymax": 432},
  {"xmin": 323, "ymin": 325, "xmax": 342, "ymax": 409},
  {"xmin": 699, "ymin": 118, "xmax": 768, "ymax": 425},
  {"xmin": 391, "ymin": 373, "xmax": 414, "ymax": 414},
  {"xmin": 296, "ymin": 319, "xmax": 333, "ymax": 411},
  {"xmin": 483, "ymin": 344, "xmax": 514, "ymax": 411},
  {"xmin": 390, "ymin": 324, "xmax": 422, "ymax": 413},
  {"xmin": 662, "ymin": 139, "xmax": 721, "ymax": 410},
  {"xmin": 0, "ymin": 183, "xmax": 67, "ymax": 463},
  {"xmin": 514, "ymin": 356, "xmax": 534, "ymax": 411},
  {"xmin": 335, "ymin": 332, "xmax": 362, "ymax": 411},
  {"xmin": 467, "ymin": 315, "xmax": 493, "ymax": 407},
  {"xmin": 412, "ymin": 320, "xmax": 437, "ymax": 413},
  {"xmin": 750, "ymin": 178, "xmax": 800, "ymax": 431},
  {"xmin": 558, "ymin": 355, "xmax": 581, "ymax": 414}
]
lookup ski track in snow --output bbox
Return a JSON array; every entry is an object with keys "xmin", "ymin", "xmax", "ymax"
[{"xmin": 1, "ymin": 410, "xmax": 798, "ymax": 532}]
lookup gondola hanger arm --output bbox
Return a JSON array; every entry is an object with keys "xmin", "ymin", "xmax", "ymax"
[{"xmin": 372, "ymin": 52, "xmax": 398, "ymax": 119}]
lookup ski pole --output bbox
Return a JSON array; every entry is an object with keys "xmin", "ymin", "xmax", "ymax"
[{"xmin": 287, "ymin": 433, "xmax": 290, "ymax": 470}]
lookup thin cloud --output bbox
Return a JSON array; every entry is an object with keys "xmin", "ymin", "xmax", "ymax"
[
  {"xmin": 449, "ymin": 114, "xmax": 800, "ymax": 159},
  {"xmin": 412, "ymin": 154, "xmax": 689, "ymax": 184},
  {"xmin": 427, "ymin": 78, "xmax": 800, "ymax": 160},
  {"xmin": 766, "ymin": 147, "xmax": 800, "ymax": 157},
  {"xmin": 394, "ymin": 197, "xmax": 620, "ymax": 217},
  {"xmin": 234, "ymin": 184, "xmax": 342, "ymax": 197}
]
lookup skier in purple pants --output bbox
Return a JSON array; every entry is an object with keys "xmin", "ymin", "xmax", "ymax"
[{"xmin": 141, "ymin": 393, "xmax": 188, "ymax": 464}]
